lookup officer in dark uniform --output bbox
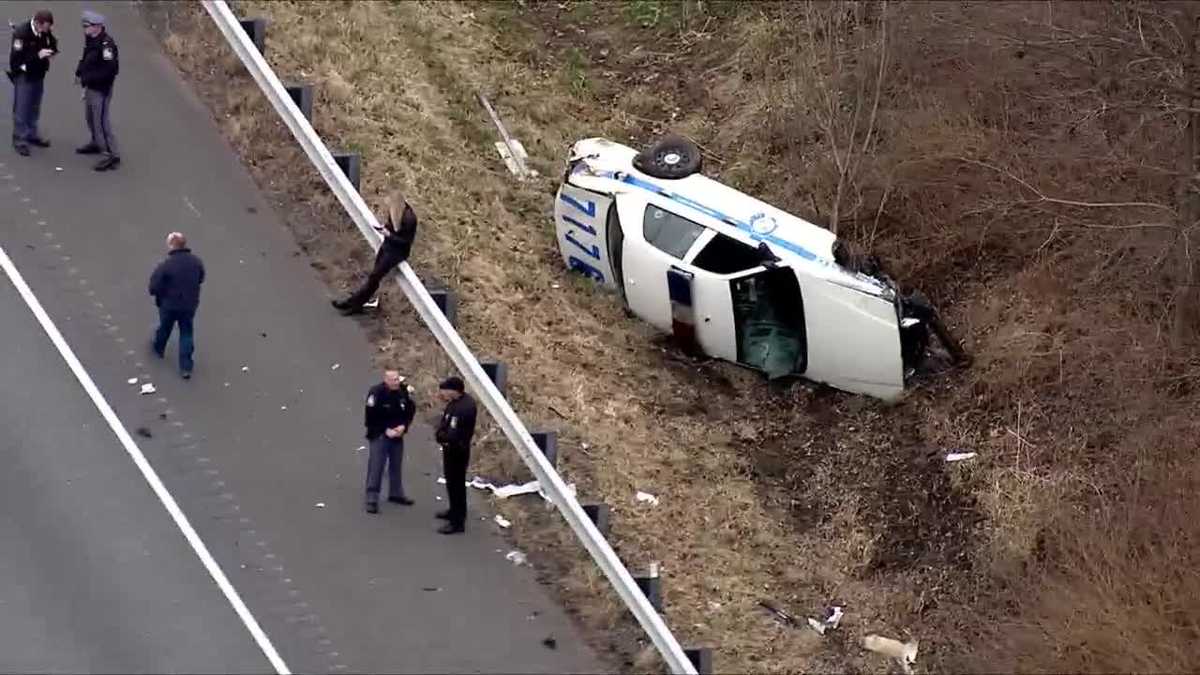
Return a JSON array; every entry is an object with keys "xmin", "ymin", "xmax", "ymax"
[
  {"xmin": 434, "ymin": 376, "xmax": 477, "ymax": 534},
  {"xmin": 332, "ymin": 190, "xmax": 418, "ymax": 315},
  {"xmin": 74, "ymin": 10, "xmax": 120, "ymax": 171},
  {"xmin": 362, "ymin": 369, "xmax": 416, "ymax": 514},
  {"xmin": 7, "ymin": 9, "xmax": 58, "ymax": 156}
]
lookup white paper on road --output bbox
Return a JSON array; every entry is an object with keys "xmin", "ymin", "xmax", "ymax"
[{"xmin": 139, "ymin": 383, "xmax": 156, "ymax": 395}]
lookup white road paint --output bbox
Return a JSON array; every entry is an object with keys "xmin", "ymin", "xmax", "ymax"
[{"xmin": 0, "ymin": 245, "xmax": 291, "ymax": 675}]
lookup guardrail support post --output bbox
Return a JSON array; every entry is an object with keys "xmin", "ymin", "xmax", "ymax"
[
  {"xmin": 582, "ymin": 503, "xmax": 610, "ymax": 537},
  {"xmin": 531, "ymin": 431, "xmax": 558, "ymax": 468},
  {"xmin": 480, "ymin": 361, "xmax": 508, "ymax": 398},
  {"xmin": 284, "ymin": 83, "xmax": 313, "ymax": 121},
  {"xmin": 429, "ymin": 287, "xmax": 458, "ymax": 327},
  {"xmin": 237, "ymin": 18, "xmax": 266, "ymax": 53},
  {"xmin": 634, "ymin": 564, "xmax": 663, "ymax": 613},
  {"xmin": 684, "ymin": 648, "xmax": 713, "ymax": 675},
  {"xmin": 332, "ymin": 152, "xmax": 361, "ymax": 192}
]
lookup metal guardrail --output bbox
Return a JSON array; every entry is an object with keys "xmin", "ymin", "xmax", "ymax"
[{"xmin": 199, "ymin": 2, "xmax": 697, "ymax": 673}]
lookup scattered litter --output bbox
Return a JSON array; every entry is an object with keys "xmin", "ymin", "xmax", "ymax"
[
  {"xmin": 259, "ymin": 332, "xmax": 267, "ymax": 338},
  {"xmin": 356, "ymin": 446, "xmax": 366, "ymax": 453},
  {"xmin": 135, "ymin": 427, "xmax": 153, "ymax": 439},
  {"xmin": 314, "ymin": 502, "xmax": 326, "ymax": 509},
  {"xmin": 241, "ymin": 366, "xmax": 249, "ymax": 372},
  {"xmin": 946, "ymin": 451, "xmax": 977, "ymax": 462},
  {"xmin": 494, "ymin": 514, "xmax": 512, "ymax": 528},
  {"xmin": 331, "ymin": 363, "xmax": 340, "ymax": 371},
  {"xmin": 280, "ymin": 406, "xmax": 288, "ymax": 411},
  {"xmin": 709, "ymin": 601, "xmax": 722, "ymax": 610},
  {"xmin": 551, "ymin": 283, "xmax": 560, "ymax": 289},
  {"xmin": 363, "ymin": 297, "xmax": 379, "ymax": 309},
  {"xmin": 862, "ymin": 634, "xmax": 919, "ymax": 675},
  {"xmin": 422, "ymin": 586, "xmax": 442, "ymax": 592},
  {"xmin": 496, "ymin": 481, "xmax": 542, "ymax": 499},
  {"xmin": 139, "ymin": 383, "xmax": 157, "ymax": 395},
  {"xmin": 807, "ymin": 606, "xmax": 844, "ymax": 635},
  {"xmin": 224, "ymin": 382, "xmax": 230, "ymax": 387},
  {"xmin": 759, "ymin": 600, "xmax": 800, "ymax": 628},
  {"xmin": 635, "ymin": 491, "xmax": 660, "ymax": 506},
  {"xmin": 541, "ymin": 636, "xmax": 557, "ymax": 650},
  {"xmin": 437, "ymin": 477, "xmax": 447, "ymax": 485},
  {"xmin": 159, "ymin": 413, "xmax": 167, "ymax": 420},
  {"xmin": 55, "ymin": 166, "xmax": 63, "ymax": 172},
  {"xmin": 435, "ymin": 496, "xmax": 443, "ymax": 501},
  {"xmin": 505, "ymin": 550, "xmax": 528, "ymax": 566},
  {"xmin": 127, "ymin": 377, "xmax": 138, "ymax": 385}
]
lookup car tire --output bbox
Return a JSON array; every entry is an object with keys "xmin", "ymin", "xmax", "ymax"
[{"xmin": 633, "ymin": 134, "xmax": 703, "ymax": 180}]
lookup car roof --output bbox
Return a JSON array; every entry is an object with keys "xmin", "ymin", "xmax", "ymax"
[{"xmin": 568, "ymin": 138, "xmax": 839, "ymax": 266}]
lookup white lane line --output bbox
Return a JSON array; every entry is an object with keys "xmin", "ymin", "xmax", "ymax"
[{"xmin": 0, "ymin": 245, "xmax": 291, "ymax": 675}]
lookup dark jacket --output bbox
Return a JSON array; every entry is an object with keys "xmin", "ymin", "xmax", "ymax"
[
  {"xmin": 379, "ymin": 203, "xmax": 418, "ymax": 263},
  {"xmin": 8, "ymin": 21, "xmax": 58, "ymax": 81},
  {"xmin": 75, "ymin": 30, "xmax": 118, "ymax": 93},
  {"xmin": 435, "ymin": 393, "xmax": 477, "ymax": 451},
  {"xmin": 148, "ymin": 248, "xmax": 206, "ymax": 313},
  {"xmin": 364, "ymin": 383, "xmax": 416, "ymax": 441}
]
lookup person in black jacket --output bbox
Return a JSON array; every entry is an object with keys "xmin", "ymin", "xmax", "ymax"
[
  {"xmin": 362, "ymin": 369, "xmax": 417, "ymax": 514},
  {"xmin": 7, "ymin": 9, "xmax": 58, "ymax": 156},
  {"xmin": 74, "ymin": 10, "xmax": 119, "ymax": 171},
  {"xmin": 332, "ymin": 190, "xmax": 418, "ymax": 315},
  {"xmin": 148, "ymin": 232, "xmax": 206, "ymax": 379},
  {"xmin": 434, "ymin": 376, "xmax": 477, "ymax": 534}
]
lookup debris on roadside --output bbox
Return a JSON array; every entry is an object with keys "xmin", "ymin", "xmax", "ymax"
[
  {"xmin": 862, "ymin": 634, "xmax": 919, "ymax": 674},
  {"xmin": 807, "ymin": 605, "xmax": 844, "ymax": 636},
  {"xmin": 635, "ymin": 490, "xmax": 660, "ymax": 506},
  {"xmin": 541, "ymin": 636, "xmax": 557, "ymax": 650},
  {"xmin": 494, "ymin": 514, "xmax": 512, "ymax": 528},
  {"xmin": 241, "ymin": 366, "xmax": 249, "ymax": 372},
  {"xmin": 356, "ymin": 446, "xmax": 366, "ymax": 453},
  {"xmin": 314, "ymin": 502, "xmax": 326, "ymax": 508},
  {"xmin": 422, "ymin": 586, "xmax": 441, "ymax": 592},
  {"xmin": 139, "ymin": 383, "xmax": 157, "ymax": 395},
  {"xmin": 945, "ymin": 451, "xmax": 977, "ymax": 462},
  {"xmin": 759, "ymin": 600, "xmax": 800, "ymax": 628},
  {"xmin": 135, "ymin": 426, "xmax": 153, "ymax": 439},
  {"xmin": 331, "ymin": 363, "xmax": 340, "ymax": 370},
  {"xmin": 127, "ymin": 377, "xmax": 138, "ymax": 385},
  {"xmin": 505, "ymin": 550, "xmax": 528, "ymax": 566}
]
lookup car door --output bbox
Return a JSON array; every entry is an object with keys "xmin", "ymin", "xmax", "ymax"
[{"xmin": 619, "ymin": 199, "xmax": 708, "ymax": 335}]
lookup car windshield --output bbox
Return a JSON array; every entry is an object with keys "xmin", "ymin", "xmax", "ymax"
[{"xmin": 643, "ymin": 204, "xmax": 705, "ymax": 259}]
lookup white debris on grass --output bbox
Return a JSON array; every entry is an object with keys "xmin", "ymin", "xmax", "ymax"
[
  {"xmin": 862, "ymin": 635, "xmax": 919, "ymax": 675},
  {"xmin": 945, "ymin": 452, "xmax": 977, "ymax": 462},
  {"xmin": 635, "ymin": 491, "xmax": 660, "ymax": 506},
  {"xmin": 505, "ymin": 550, "xmax": 528, "ymax": 566},
  {"xmin": 807, "ymin": 606, "xmax": 844, "ymax": 636},
  {"xmin": 139, "ymin": 383, "xmax": 156, "ymax": 395},
  {"xmin": 494, "ymin": 514, "xmax": 511, "ymax": 528}
]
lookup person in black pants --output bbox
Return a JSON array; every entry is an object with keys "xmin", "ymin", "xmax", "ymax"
[
  {"xmin": 332, "ymin": 190, "xmax": 418, "ymax": 315},
  {"xmin": 434, "ymin": 376, "xmax": 477, "ymax": 534},
  {"xmin": 362, "ymin": 369, "xmax": 416, "ymax": 514}
]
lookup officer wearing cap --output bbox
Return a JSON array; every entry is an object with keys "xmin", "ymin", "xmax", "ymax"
[
  {"xmin": 7, "ymin": 9, "xmax": 58, "ymax": 156},
  {"xmin": 362, "ymin": 368, "xmax": 416, "ymax": 514},
  {"xmin": 434, "ymin": 376, "xmax": 477, "ymax": 534},
  {"xmin": 74, "ymin": 10, "xmax": 119, "ymax": 171}
]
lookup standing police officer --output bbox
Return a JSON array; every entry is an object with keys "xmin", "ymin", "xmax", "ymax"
[
  {"xmin": 74, "ymin": 10, "xmax": 119, "ymax": 171},
  {"xmin": 363, "ymin": 369, "xmax": 416, "ymax": 514},
  {"xmin": 7, "ymin": 9, "xmax": 58, "ymax": 156},
  {"xmin": 434, "ymin": 377, "xmax": 477, "ymax": 535}
]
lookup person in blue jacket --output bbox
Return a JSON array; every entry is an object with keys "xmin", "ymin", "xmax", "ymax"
[{"xmin": 148, "ymin": 232, "xmax": 205, "ymax": 379}]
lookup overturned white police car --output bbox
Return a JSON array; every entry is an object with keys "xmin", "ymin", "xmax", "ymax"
[{"xmin": 552, "ymin": 135, "xmax": 967, "ymax": 401}]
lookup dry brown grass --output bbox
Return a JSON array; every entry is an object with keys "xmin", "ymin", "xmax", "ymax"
[{"xmin": 141, "ymin": 0, "xmax": 1200, "ymax": 672}]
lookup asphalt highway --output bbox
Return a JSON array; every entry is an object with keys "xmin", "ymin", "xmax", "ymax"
[{"xmin": 0, "ymin": 1, "xmax": 606, "ymax": 672}]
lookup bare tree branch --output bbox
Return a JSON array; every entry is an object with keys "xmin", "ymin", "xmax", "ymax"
[{"xmin": 956, "ymin": 157, "xmax": 1178, "ymax": 214}]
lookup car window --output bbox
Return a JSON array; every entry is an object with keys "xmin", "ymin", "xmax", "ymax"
[
  {"xmin": 692, "ymin": 232, "xmax": 766, "ymax": 275},
  {"xmin": 643, "ymin": 204, "xmax": 705, "ymax": 259}
]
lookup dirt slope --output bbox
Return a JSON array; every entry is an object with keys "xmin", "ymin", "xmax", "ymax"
[{"xmin": 145, "ymin": 1, "xmax": 1200, "ymax": 672}]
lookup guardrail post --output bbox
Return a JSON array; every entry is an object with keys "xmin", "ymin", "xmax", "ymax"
[
  {"xmin": 429, "ymin": 287, "xmax": 458, "ymax": 327},
  {"xmin": 284, "ymin": 83, "xmax": 313, "ymax": 121},
  {"xmin": 531, "ymin": 431, "xmax": 558, "ymax": 468},
  {"xmin": 634, "ymin": 563, "xmax": 663, "ymax": 613},
  {"xmin": 237, "ymin": 18, "xmax": 266, "ymax": 53},
  {"xmin": 480, "ymin": 361, "xmax": 508, "ymax": 398},
  {"xmin": 332, "ymin": 152, "xmax": 361, "ymax": 192},
  {"xmin": 684, "ymin": 648, "xmax": 713, "ymax": 675},
  {"xmin": 582, "ymin": 503, "xmax": 610, "ymax": 537}
]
